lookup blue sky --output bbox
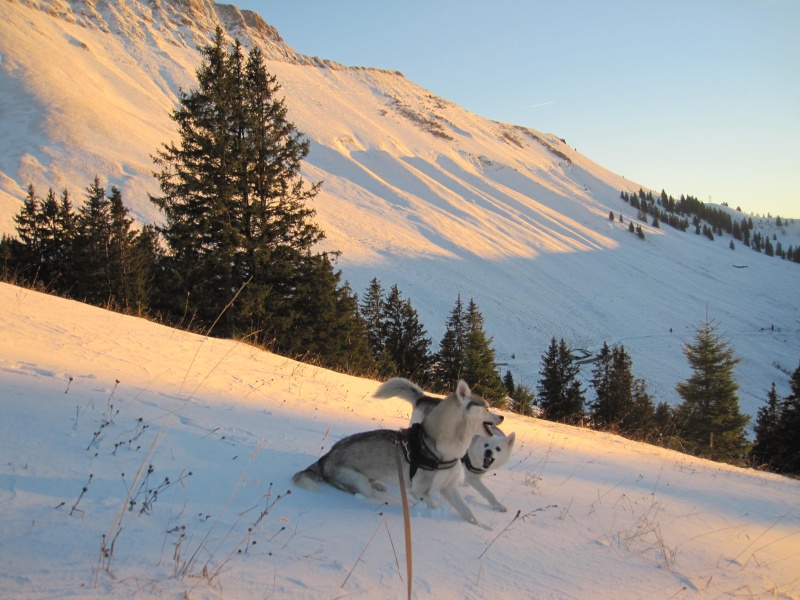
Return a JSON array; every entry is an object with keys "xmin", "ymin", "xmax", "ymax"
[{"xmin": 237, "ymin": 1, "xmax": 799, "ymax": 218}]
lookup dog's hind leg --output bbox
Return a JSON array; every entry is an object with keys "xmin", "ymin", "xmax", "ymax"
[
  {"xmin": 369, "ymin": 479, "xmax": 387, "ymax": 492},
  {"xmin": 440, "ymin": 486, "xmax": 479, "ymax": 526},
  {"xmin": 328, "ymin": 467, "xmax": 377, "ymax": 496}
]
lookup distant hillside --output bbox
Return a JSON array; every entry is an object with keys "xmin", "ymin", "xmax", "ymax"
[{"xmin": 1, "ymin": 0, "xmax": 798, "ymax": 423}]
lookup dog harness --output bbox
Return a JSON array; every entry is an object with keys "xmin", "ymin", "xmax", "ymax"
[
  {"xmin": 399, "ymin": 423, "xmax": 459, "ymax": 480},
  {"xmin": 462, "ymin": 450, "xmax": 495, "ymax": 475}
]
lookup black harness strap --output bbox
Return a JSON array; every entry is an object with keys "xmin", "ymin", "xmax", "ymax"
[
  {"xmin": 462, "ymin": 450, "xmax": 495, "ymax": 475},
  {"xmin": 399, "ymin": 423, "xmax": 459, "ymax": 480}
]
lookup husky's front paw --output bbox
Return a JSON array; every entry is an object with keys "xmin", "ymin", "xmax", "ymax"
[{"xmin": 493, "ymin": 503, "xmax": 508, "ymax": 512}]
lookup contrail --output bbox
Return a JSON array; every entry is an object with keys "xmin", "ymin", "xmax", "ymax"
[{"xmin": 523, "ymin": 101, "xmax": 555, "ymax": 109}]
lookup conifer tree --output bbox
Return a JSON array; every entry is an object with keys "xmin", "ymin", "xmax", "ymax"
[
  {"xmin": 360, "ymin": 278, "xmax": 386, "ymax": 359},
  {"xmin": 379, "ymin": 285, "xmax": 431, "ymax": 380},
  {"xmin": 773, "ymin": 361, "xmax": 800, "ymax": 474},
  {"xmin": 430, "ymin": 294, "xmax": 466, "ymax": 392},
  {"xmin": 652, "ymin": 401, "xmax": 675, "ymax": 443},
  {"xmin": 150, "ymin": 28, "xmax": 359, "ymax": 366},
  {"xmin": 590, "ymin": 343, "xmax": 647, "ymax": 435},
  {"xmin": 589, "ymin": 342, "xmax": 613, "ymax": 426},
  {"xmin": 587, "ymin": 341, "xmax": 658, "ymax": 440},
  {"xmin": 6, "ymin": 185, "xmax": 77, "ymax": 292},
  {"xmin": 128, "ymin": 224, "xmax": 162, "ymax": 314},
  {"xmin": 462, "ymin": 299, "xmax": 506, "ymax": 405},
  {"xmin": 537, "ymin": 337, "xmax": 585, "ymax": 424},
  {"xmin": 11, "ymin": 185, "xmax": 42, "ymax": 282},
  {"xmin": 56, "ymin": 189, "xmax": 77, "ymax": 282},
  {"xmin": 270, "ymin": 258, "xmax": 374, "ymax": 373},
  {"xmin": 105, "ymin": 186, "xmax": 141, "ymax": 310},
  {"xmin": 674, "ymin": 318, "xmax": 749, "ymax": 463},
  {"xmin": 38, "ymin": 188, "xmax": 61, "ymax": 285},
  {"xmin": 505, "ymin": 370, "xmax": 535, "ymax": 416},
  {"xmin": 0, "ymin": 234, "xmax": 13, "ymax": 275},
  {"xmin": 751, "ymin": 382, "xmax": 783, "ymax": 469},
  {"xmin": 629, "ymin": 378, "xmax": 656, "ymax": 440},
  {"xmin": 73, "ymin": 176, "xmax": 113, "ymax": 305}
]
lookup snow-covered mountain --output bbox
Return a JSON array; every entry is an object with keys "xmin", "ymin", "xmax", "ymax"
[{"xmin": 1, "ymin": 0, "xmax": 798, "ymax": 422}]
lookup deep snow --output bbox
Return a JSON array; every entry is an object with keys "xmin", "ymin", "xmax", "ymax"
[{"xmin": 1, "ymin": 282, "xmax": 799, "ymax": 599}]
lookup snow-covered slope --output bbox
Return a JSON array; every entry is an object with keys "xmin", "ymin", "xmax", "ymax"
[
  {"xmin": 1, "ymin": 0, "xmax": 798, "ymax": 422},
  {"xmin": 1, "ymin": 282, "xmax": 799, "ymax": 599}
]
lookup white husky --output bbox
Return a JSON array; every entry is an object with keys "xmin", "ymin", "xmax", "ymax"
[
  {"xmin": 375, "ymin": 377, "xmax": 515, "ymax": 512},
  {"xmin": 292, "ymin": 379, "xmax": 503, "ymax": 525}
]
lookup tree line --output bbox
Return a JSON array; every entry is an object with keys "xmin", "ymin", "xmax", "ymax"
[
  {"xmin": 526, "ymin": 319, "xmax": 799, "ymax": 475},
  {"xmin": 619, "ymin": 189, "xmax": 800, "ymax": 263}
]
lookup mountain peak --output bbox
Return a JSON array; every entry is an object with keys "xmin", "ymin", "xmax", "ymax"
[{"xmin": 23, "ymin": 0, "xmax": 374, "ymax": 69}]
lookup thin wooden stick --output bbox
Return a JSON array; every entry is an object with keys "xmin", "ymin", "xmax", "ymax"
[{"xmin": 395, "ymin": 444, "xmax": 413, "ymax": 600}]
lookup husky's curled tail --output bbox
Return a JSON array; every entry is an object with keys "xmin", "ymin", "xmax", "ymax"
[
  {"xmin": 373, "ymin": 377, "xmax": 440, "ymax": 424},
  {"xmin": 292, "ymin": 460, "xmax": 323, "ymax": 491}
]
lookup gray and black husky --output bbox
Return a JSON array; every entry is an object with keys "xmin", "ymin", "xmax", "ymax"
[
  {"xmin": 375, "ymin": 377, "xmax": 515, "ymax": 512},
  {"xmin": 292, "ymin": 379, "xmax": 503, "ymax": 525}
]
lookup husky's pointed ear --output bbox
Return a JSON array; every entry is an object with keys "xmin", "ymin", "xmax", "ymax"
[
  {"xmin": 506, "ymin": 432, "xmax": 516, "ymax": 448},
  {"xmin": 456, "ymin": 379, "xmax": 471, "ymax": 402}
]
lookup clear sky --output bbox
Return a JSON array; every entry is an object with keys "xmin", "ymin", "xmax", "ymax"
[{"xmin": 236, "ymin": 0, "xmax": 799, "ymax": 218}]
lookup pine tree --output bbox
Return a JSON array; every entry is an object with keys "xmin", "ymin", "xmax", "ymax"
[
  {"xmin": 629, "ymin": 378, "xmax": 656, "ymax": 441},
  {"xmin": 773, "ymin": 361, "xmax": 800, "ymax": 474},
  {"xmin": 503, "ymin": 370, "xmax": 515, "ymax": 396},
  {"xmin": 505, "ymin": 372, "xmax": 535, "ymax": 416},
  {"xmin": 652, "ymin": 401, "xmax": 675, "ymax": 443},
  {"xmin": 589, "ymin": 342, "xmax": 613, "ymax": 426},
  {"xmin": 150, "ymin": 28, "xmax": 359, "ymax": 366},
  {"xmin": 128, "ymin": 224, "xmax": 162, "ymax": 314},
  {"xmin": 360, "ymin": 278, "xmax": 386, "ymax": 359},
  {"xmin": 430, "ymin": 294, "xmax": 466, "ymax": 392},
  {"xmin": 15, "ymin": 184, "xmax": 41, "ymax": 252},
  {"xmin": 751, "ymin": 383, "xmax": 783, "ymax": 469},
  {"xmin": 590, "ymin": 343, "xmax": 633, "ymax": 431},
  {"xmin": 106, "ymin": 186, "xmax": 141, "ymax": 310},
  {"xmin": 462, "ymin": 299, "xmax": 506, "ymax": 406},
  {"xmin": 10, "ymin": 185, "xmax": 42, "ymax": 283},
  {"xmin": 674, "ymin": 318, "xmax": 750, "ymax": 463},
  {"xmin": 271, "ymin": 257, "xmax": 374, "ymax": 374},
  {"xmin": 0, "ymin": 234, "xmax": 13, "ymax": 276},
  {"xmin": 537, "ymin": 337, "xmax": 585, "ymax": 424},
  {"xmin": 590, "ymin": 343, "xmax": 647, "ymax": 436},
  {"xmin": 38, "ymin": 188, "xmax": 61, "ymax": 286},
  {"xmin": 379, "ymin": 285, "xmax": 431, "ymax": 380},
  {"xmin": 57, "ymin": 188, "xmax": 77, "ymax": 281},
  {"xmin": 73, "ymin": 176, "xmax": 113, "ymax": 305}
]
